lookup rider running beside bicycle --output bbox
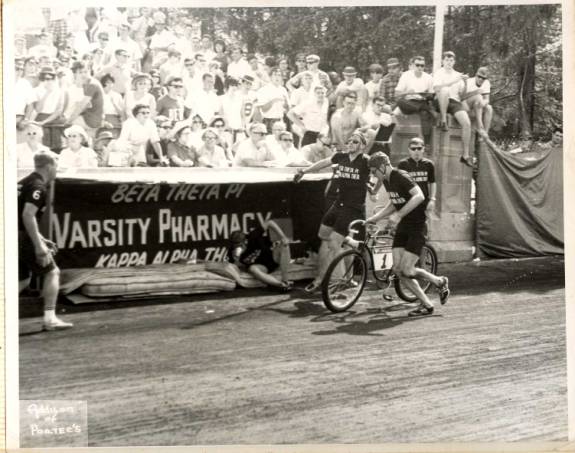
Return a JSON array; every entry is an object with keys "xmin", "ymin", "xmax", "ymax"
[{"xmin": 366, "ymin": 148, "xmax": 449, "ymax": 316}]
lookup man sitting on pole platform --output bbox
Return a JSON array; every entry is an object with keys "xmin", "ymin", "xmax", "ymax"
[
  {"xmin": 366, "ymin": 152, "xmax": 449, "ymax": 317},
  {"xmin": 432, "ymin": 51, "xmax": 473, "ymax": 167},
  {"xmin": 461, "ymin": 66, "xmax": 493, "ymax": 134},
  {"xmin": 293, "ymin": 131, "xmax": 371, "ymax": 293}
]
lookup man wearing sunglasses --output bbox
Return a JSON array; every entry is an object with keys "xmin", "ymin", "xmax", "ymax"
[
  {"xmin": 366, "ymin": 151, "xmax": 449, "ymax": 317},
  {"xmin": 294, "ymin": 131, "xmax": 371, "ymax": 293},
  {"xmin": 461, "ymin": 67, "xmax": 493, "ymax": 134}
]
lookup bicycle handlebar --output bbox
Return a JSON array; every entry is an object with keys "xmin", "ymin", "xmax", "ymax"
[{"xmin": 347, "ymin": 219, "xmax": 381, "ymax": 240}]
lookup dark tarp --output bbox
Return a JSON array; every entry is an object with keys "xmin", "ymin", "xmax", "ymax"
[{"xmin": 476, "ymin": 143, "xmax": 564, "ymax": 258}]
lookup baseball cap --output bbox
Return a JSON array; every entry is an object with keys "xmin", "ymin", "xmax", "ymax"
[
  {"xmin": 95, "ymin": 130, "xmax": 114, "ymax": 142},
  {"xmin": 476, "ymin": 67, "xmax": 489, "ymax": 79},
  {"xmin": 306, "ymin": 54, "xmax": 320, "ymax": 63},
  {"xmin": 343, "ymin": 66, "xmax": 357, "ymax": 76},
  {"xmin": 386, "ymin": 57, "xmax": 400, "ymax": 67}
]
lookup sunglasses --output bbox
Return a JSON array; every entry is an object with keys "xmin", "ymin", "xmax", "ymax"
[
  {"xmin": 214, "ymin": 124, "xmax": 225, "ymax": 128},
  {"xmin": 171, "ymin": 84, "xmax": 184, "ymax": 88},
  {"xmin": 410, "ymin": 146, "xmax": 424, "ymax": 150},
  {"xmin": 347, "ymin": 140, "xmax": 361, "ymax": 145},
  {"xmin": 252, "ymin": 131, "xmax": 265, "ymax": 135},
  {"xmin": 139, "ymin": 111, "xmax": 151, "ymax": 115},
  {"xmin": 192, "ymin": 120, "xmax": 202, "ymax": 124},
  {"xmin": 67, "ymin": 134, "xmax": 79, "ymax": 138},
  {"xmin": 281, "ymin": 138, "xmax": 293, "ymax": 142},
  {"xmin": 415, "ymin": 63, "xmax": 425, "ymax": 67}
]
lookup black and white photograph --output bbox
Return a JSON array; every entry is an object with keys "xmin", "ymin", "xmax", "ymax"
[{"xmin": 3, "ymin": 0, "xmax": 573, "ymax": 450}]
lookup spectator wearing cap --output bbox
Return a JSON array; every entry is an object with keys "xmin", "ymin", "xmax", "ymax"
[
  {"xmin": 330, "ymin": 91, "xmax": 367, "ymax": 149},
  {"xmin": 227, "ymin": 46, "xmax": 251, "ymax": 81},
  {"xmin": 149, "ymin": 12, "xmax": 177, "ymax": 67},
  {"xmin": 100, "ymin": 74, "xmax": 125, "ymax": 137},
  {"xmin": 145, "ymin": 116, "xmax": 172, "ymax": 166},
  {"xmin": 256, "ymin": 68, "xmax": 290, "ymax": 133},
  {"xmin": 365, "ymin": 64, "xmax": 384, "ymax": 109},
  {"xmin": 287, "ymin": 54, "xmax": 332, "ymax": 93},
  {"xmin": 95, "ymin": 48, "xmax": 137, "ymax": 95},
  {"xmin": 288, "ymin": 84, "xmax": 330, "ymax": 148},
  {"xmin": 157, "ymin": 77, "xmax": 190, "ymax": 121},
  {"xmin": 167, "ymin": 121, "xmax": 199, "ymax": 167},
  {"xmin": 31, "ymin": 67, "xmax": 67, "ymax": 149},
  {"xmin": 59, "ymin": 125, "xmax": 98, "ymax": 168},
  {"xmin": 119, "ymin": 104, "xmax": 162, "ymax": 166},
  {"xmin": 379, "ymin": 57, "xmax": 402, "ymax": 106},
  {"xmin": 124, "ymin": 73, "xmax": 155, "ymax": 119},
  {"xmin": 432, "ymin": 51, "xmax": 473, "ymax": 166},
  {"xmin": 233, "ymin": 122, "xmax": 278, "ymax": 167},
  {"xmin": 29, "ymin": 32, "xmax": 58, "ymax": 60},
  {"xmin": 221, "ymin": 75, "xmax": 257, "ymax": 144},
  {"xmin": 107, "ymin": 21, "xmax": 143, "ymax": 71},
  {"xmin": 159, "ymin": 49, "xmax": 185, "ymax": 85},
  {"xmin": 335, "ymin": 66, "xmax": 368, "ymax": 111},
  {"xmin": 197, "ymin": 127, "xmax": 231, "ymax": 168},
  {"xmin": 93, "ymin": 130, "xmax": 115, "ymax": 166},
  {"xmin": 17, "ymin": 122, "xmax": 50, "ymax": 168},
  {"xmin": 461, "ymin": 66, "xmax": 493, "ymax": 133},
  {"xmin": 64, "ymin": 61, "xmax": 104, "ymax": 141},
  {"xmin": 212, "ymin": 39, "xmax": 228, "ymax": 72},
  {"xmin": 187, "ymin": 72, "xmax": 222, "ymax": 125}
]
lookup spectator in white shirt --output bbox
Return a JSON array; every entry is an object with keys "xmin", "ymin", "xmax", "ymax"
[
  {"xmin": 395, "ymin": 55, "xmax": 434, "ymax": 116},
  {"xmin": 107, "ymin": 21, "xmax": 142, "ymax": 71},
  {"xmin": 287, "ymin": 84, "xmax": 329, "ymax": 147},
  {"xmin": 59, "ymin": 125, "xmax": 99, "ymax": 168},
  {"xmin": 462, "ymin": 67, "xmax": 493, "ymax": 133},
  {"xmin": 31, "ymin": 67, "xmax": 66, "ymax": 143},
  {"xmin": 276, "ymin": 131, "xmax": 311, "ymax": 167},
  {"xmin": 197, "ymin": 128, "xmax": 231, "ymax": 168},
  {"xmin": 187, "ymin": 73, "xmax": 222, "ymax": 125},
  {"xmin": 233, "ymin": 122, "xmax": 278, "ymax": 167},
  {"xmin": 29, "ymin": 32, "xmax": 58, "ymax": 60},
  {"xmin": 432, "ymin": 51, "xmax": 472, "ymax": 166},
  {"xmin": 257, "ymin": 68, "xmax": 289, "ymax": 133},
  {"xmin": 335, "ymin": 66, "xmax": 368, "ymax": 111},
  {"xmin": 17, "ymin": 122, "xmax": 50, "ymax": 168},
  {"xmin": 221, "ymin": 75, "xmax": 257, "ymax": 143},
  {"xmin": 365, "ymin": 64, "xmax": 384, "ymax": 109},
  {"xmin": 101, "ymin": 74, "xmax": 125, "ymax": 136},
  {"xmin": 227, "ymin": 46, "xmax": 251, "ymax": 81},
  {"xmin": 118, "ymin": 104, "xmax": 162, "ymax": 166},
  {"xmin": 264, "ymin": 121, "xmax": 287, "ymax": 156}
]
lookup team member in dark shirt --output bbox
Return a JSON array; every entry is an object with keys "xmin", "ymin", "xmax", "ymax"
[
  {"xmin": 366, "ymin": 152, "xmax": 449, "ymax": 316},
  {"xmin": 18, "ymin": 152, "xmax": 73, "ymax": 330},
  {"xmin": 397, "ymin": 137, "xmax": 437, "ymax": 216},
  {"xmin": 227, "ymin": 220, "xmax": 293, "ymax": 291},
  {"xmin": 294, "ymin": 130, "xmax": 371, "ymax": 293}
]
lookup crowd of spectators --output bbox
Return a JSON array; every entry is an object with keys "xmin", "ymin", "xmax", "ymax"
[{"xmin": 15, "ymin": 7, "xmax": 506, "ymax": 170}]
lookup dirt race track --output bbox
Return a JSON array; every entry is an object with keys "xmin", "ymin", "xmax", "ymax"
[{"xmin": 19, "ymin": 256, "xmax": 567, "ymax": 446}]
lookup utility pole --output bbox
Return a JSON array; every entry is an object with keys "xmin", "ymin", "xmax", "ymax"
[{"xmin": 433, "ymin": 1, "xmax": 447, "ymax": 72}]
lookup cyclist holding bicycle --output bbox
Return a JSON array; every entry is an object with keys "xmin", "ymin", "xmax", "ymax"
[
  {"xmin": 366, "ymin": 151, "xmax": 449, "ymax": 316},
  {"xmin": 294, "ymin": 130, "xmax": 371, "ymax": 293}
]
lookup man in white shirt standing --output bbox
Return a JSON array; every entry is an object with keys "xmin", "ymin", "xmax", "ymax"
[
  {"xmin": 462, "ymin": 66, "xmax": 493, "ymax": 134},
  {"xmin": 288, "ymin": 84, "xmax": 329, "ymax": 147},
  {"xmin": 432, "ymin": 51, "xmax": 473, "ymax": 167},
  {"xmin": 256, "ymin": 68, "xmax": 289, "ymax": 133},
  {"xmin": 227, "ymin": 46, "xmax": 251, "ymax": 81},
  {"xmin": 221, "ymin": 75, "xmax": 257, "ymax": 144},
  {"xmin": 188, "ymin": 72, "xmax": 222, "ymax": 125}
]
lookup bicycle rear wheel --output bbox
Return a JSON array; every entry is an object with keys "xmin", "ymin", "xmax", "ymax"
[
  {"xmin": 394, "ymin": 244, "xmax": 438, "ymax": 302},
  {"xmin": 322, "ymin": 249, "xmax": 368, "ymax": 313}
]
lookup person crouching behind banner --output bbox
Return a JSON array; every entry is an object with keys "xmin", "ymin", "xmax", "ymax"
[
  {"xmin": 19, "ymin": 152, "xmax": 73, "ymax": 331},
  {"xmin": 228, "ymin": 220, "xmax": 294, "ymax": 292}
]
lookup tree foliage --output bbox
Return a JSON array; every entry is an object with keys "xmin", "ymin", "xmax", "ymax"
[{"xmin": 188, "ymin": 5, "xmax": 561, "ymax": 139}]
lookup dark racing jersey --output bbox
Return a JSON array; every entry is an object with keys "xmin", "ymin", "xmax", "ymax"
[
  {"xmin": 397, "ymin": 157, "xmax": 435, "ymax": 202},
  {"xmin": 383, "ymin": 169, "xmax": 426, "ymax": 225},
  {"xmin": 331, "ymin": 152, "xmax": 370, "ymax": 208},
  {"xmin": 18, "ymin": 172, "xmax": 48, "ymax": 234}
]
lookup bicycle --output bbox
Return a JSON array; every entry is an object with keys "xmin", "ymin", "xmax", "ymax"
[{"xmin": 321, "ymin": 219, "xmax": 438, "ymax": 313}]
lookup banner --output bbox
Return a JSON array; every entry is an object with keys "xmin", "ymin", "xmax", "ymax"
[
  {"xmin": 476, "ymin": 144, "xmax": 564, "ymax": 258},
  {"xmin": 51, "ymin": 177, "xmax": 327, "ymax": 268}
]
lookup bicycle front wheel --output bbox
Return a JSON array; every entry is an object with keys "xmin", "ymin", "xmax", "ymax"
[
  {"xmin": 394, "ymin": 244, "xmax": 438, "ymax": 302},
  {"xmin": 322, "ymin": 249, "xmax": 368, "ymax": 313}
]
